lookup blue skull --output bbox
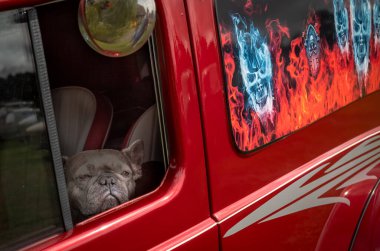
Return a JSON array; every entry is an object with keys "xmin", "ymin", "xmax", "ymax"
[
  {"xmin": 304, "ymin": 25, "xmax": 321, "ymax": 77},
  {"xmin": 334, "ymin": 0, "xmax": 350, "ymax": 54},
  {"xmin": 350, "ymin": 0, "xmax": 371, "ymax": 77},
  {"xmin": 231, "ymin": 14, "xmax": 273, "ymax": 118}
]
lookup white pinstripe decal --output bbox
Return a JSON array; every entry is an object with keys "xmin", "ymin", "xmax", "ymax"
[{"xmin": 224, "ymin": 135, "xmax": 380, "ymax": 238}]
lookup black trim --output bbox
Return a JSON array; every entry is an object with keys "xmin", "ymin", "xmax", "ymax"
[
  {"xmin": 27, "ymin": 8, "xmax": 73, "ymax": 231},
  {"xmin": 148, "ymin": 35, "xmax": 170, "ymax": 169}
]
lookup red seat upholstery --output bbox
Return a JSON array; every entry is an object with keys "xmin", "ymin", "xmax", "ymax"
[{"xmin": 52, "ymin": 86, "xmax": 113, "ymax": 157}]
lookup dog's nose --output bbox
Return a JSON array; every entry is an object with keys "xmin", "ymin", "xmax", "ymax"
[{"xmin": 99, "ymin": 175, "xmax": 116, "ymax": 186}]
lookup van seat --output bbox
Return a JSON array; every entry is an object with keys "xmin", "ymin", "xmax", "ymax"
[
  {"xmin": 52, "ymin": 86, "xmax": 113, "ymax": 157},
  {"xmin": 122, "ymin": 104, "xmax": 162, "ymax": 163}
]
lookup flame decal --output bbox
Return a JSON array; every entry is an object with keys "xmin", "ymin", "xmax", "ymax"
[{"xmin": 219, "ymin": 3, "xmax": 380, "ymax": 152}]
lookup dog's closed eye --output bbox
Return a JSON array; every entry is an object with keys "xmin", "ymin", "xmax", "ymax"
[
  {"xmin": 121, "ymin": 171, "xmax": 130, "ymax": 177},
  {"xmin": 77, "ymin": 174, "xmax": 92, "ymax": 181}
]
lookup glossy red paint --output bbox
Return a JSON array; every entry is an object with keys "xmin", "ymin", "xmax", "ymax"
[
  {"xmin": 316, "ymin": 176, "xmax": 380, "ymax": 251},
  {"xmin": 1, "ymin": 0, "xmax": 379, "ymax": 250},
  {"xmin": 19, "ymin": 0, "xmax": 218, "ymax": 250},
  {"xmin": 216, "ymin": 128, "xmax": 380, "ymax": 250},
  {"xmin": 186, "ymin": 0, "xmax": 380, "ymax": 215},
  {"xmin": 0, "ymin": 0, "xmax": 47, "ymax": 11},
  {"xmin": 149, "ymin": 219, "xmax": 218, "ymax": 251},
  {"xmin": 352, "ymin": 180, "xmax": 380, "ymax": 251},
  {"xmin": 185, "ymin": 0, "xmax": 380, "ymax": 249}
]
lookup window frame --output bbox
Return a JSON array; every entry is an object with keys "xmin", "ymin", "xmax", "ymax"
[
  {"xmin": 27, "ymin": 7, "xmax": 73, "ymax": 231},
  {"xmin": 1, "ymin": 0, "xmax": 216, "ymax": 249},
  {"xmin": 0, "ymin": 7, "xmax": 72, "ymax": 249}
]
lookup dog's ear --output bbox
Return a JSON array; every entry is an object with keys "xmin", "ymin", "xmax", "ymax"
[
  {"xmin": 122, "ymin": 139, "xmax": 144, "ymax": 165},
  {"xmin": 122, "ymin": 139, "xmax": 144, "ymax": 179}
]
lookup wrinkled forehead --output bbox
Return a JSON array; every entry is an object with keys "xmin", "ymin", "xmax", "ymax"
[{"xmin": 68, "ymin": 150, "xmax": 131, "ymax": 174}]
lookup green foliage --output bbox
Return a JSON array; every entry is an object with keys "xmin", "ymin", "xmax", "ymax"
[
  {"xmin": 0, "ymin": 140, "xmax": 62, "ymax": 248},
  {"xmin": 85, "ymin": 0, "xmax": 138, "ymax": 43}
]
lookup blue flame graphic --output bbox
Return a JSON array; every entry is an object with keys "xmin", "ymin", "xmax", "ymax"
[{"xmin": 231, "ymin": 14, "xmax": 273, "ymax": 119}]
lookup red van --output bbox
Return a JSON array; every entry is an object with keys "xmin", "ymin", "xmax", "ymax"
[{"xmin": 0, "ymin": 0, "xmax": 379, "ymax": 250}]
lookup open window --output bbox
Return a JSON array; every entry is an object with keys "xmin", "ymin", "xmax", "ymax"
[
  {"xmin": 37, "ymin": 0, "xmax": 168, "ymax": 223},
  {"xmin": 0, "ymin": 1, "xmax": 169, "ymax": 248}
]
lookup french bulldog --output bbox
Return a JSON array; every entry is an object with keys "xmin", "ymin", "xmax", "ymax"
[{"xmin": 63, "ymin": 140, "xmax": 144, "ymax": 220}]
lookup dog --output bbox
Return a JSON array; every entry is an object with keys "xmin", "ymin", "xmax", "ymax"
[{"xmin": 63, "ymin": 140, "xmax": 144, "ymax": 220}]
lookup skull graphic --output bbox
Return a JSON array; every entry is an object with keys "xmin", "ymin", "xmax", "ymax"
[
  {"xmin": 304, "ymin": 25, "xmax": 321, "ymax": 78},
  {"xmin": 333, "ymin": 0, "xmax": 350, "ymax": 54},
  {"xmin": 350, "ymin": 0, "xmax": 371, "ymax": 78},
  {"xmin": 231, "ymin": 14, "xmax": 273, "ymax": 119}
]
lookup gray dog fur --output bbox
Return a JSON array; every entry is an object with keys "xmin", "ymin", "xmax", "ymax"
[{"xmin": 63, "ymin": 140, "xmax": 144, "ymax": 218}]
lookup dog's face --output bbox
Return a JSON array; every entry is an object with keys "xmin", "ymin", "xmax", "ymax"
[{"xmin": 64, "ymin": 140, "xmax": 144, "ymax": 217}]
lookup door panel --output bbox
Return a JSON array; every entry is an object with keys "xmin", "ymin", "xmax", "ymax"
[
  {"xmin": 185, "ymin": 0, "xmax": 380, "ymax": 249},
  {"xmin": 149, "ymin": 219, "xmax": 218, "ymax": 251},
  {"xmin": 352, "ymin": 179, "xmax": 380, "ymax": 251},
  {"xmin": 219, "ymin": 129, "xmax": 380, "ymax": 250},
  {"xmin": 21, "ymin": 0, "xmax": 218, "ymax": 250}
]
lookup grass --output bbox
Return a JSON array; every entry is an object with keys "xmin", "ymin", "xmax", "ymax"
[{"xmin": 0, "ymin": 137, "xmax": 63, "ymax": 248}]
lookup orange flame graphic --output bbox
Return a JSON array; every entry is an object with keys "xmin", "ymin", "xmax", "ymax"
[{"xmin": 221, "ymin": 16, "xmax": 379, "ymax": 152}]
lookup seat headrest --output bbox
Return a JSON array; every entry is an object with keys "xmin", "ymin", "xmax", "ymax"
[{"xmin": 52, "ymin": 86, "xmax": 113, "ymax": 157}]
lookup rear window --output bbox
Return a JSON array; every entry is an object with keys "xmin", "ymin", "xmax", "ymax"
[{"xmin": 215, "ymin": 0, "xmax": 380, "ymax": 152}]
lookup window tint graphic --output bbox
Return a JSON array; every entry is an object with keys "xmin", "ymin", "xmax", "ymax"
[
  {"xmin": 215, "ymin": 0, "xmax": 380, "ymax": 152},
  {"xmin": 0, "ymin": 10, "xmax": 63, "ymax": 249}
]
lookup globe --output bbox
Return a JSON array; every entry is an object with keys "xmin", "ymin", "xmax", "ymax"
[{"xmin": 78, "ymin": 0, "xmax": 156, "ymax": 57}]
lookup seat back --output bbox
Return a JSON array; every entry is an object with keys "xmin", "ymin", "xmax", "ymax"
[
  {"xmin": 122, "ymin": 104, "xmax": 165, "ymax": 198},
  {"xmin": 123, "ymin": 104, "xmax": 162, "ymax": 163},
  {"xmin": 52, "ymin": 86, "xmax": 113, "ymax": 157}
]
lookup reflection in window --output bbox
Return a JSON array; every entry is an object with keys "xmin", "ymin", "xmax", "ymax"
[{"xmin": 0, "ymin": 10, "xmax": 63, "ymax": 249}]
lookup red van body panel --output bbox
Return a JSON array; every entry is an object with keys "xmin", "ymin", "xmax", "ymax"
[
  {"xmin": 352, "ymin": 180, "xmax": 380, "ymax": 251},
  {"xmin": 185, "ymin": 0, "xmax": 380, "ymax": 250},
  {"xmin": 0, "ymin": 0, "xmax": 379, "ymax": 250}
]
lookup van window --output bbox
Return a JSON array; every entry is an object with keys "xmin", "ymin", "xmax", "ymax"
[
  {"xmin": 0, "ymin": 10, "xmax": 63, "ymax": 249},
  {"xmin": 0, "ymin": 0, "xmax": 167, "ymax": 247},
  {"xmin": 37, "ymin": 0, "xmax": 166, "ymax": 223},
  {"xmin": 215, "ymin": 0, "xmax": 380, "ymax": 153}
]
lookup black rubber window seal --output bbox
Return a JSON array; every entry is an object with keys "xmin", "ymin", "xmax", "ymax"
[{"xmin": 27, "ymin": 8, "xmax": 73, "ymax": 231}]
